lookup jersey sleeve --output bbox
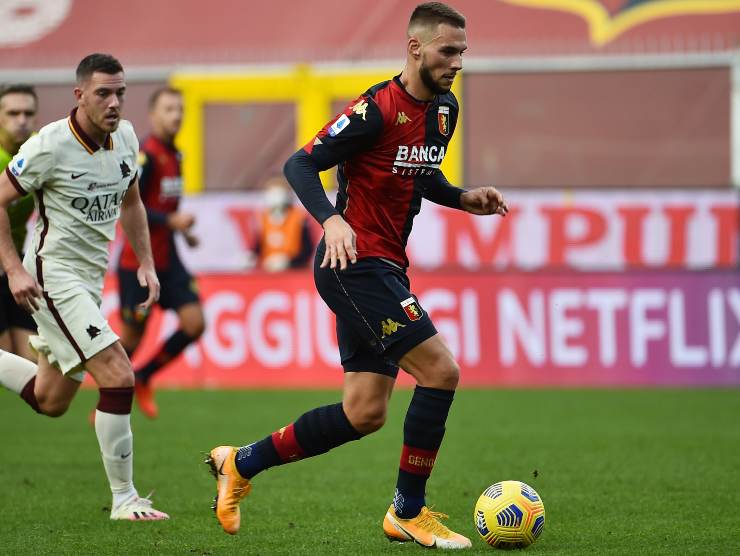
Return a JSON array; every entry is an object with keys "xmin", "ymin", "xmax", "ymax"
[
  {"xmin": 421, "ymin": 172, "xmax": 464, "ymax": 209},
  {"xmin": 137, "ymin": 150, "xmax": 155, "ymax": 193},
  {"xmin": 5, "ymin": 134, "xmax": 54, "ymax": 195},
  {"xmin": 119, "ymin": 121, "xmax": 139, "ymax": 187},
  {"xmin": 302, "ymin": 95, "xmax": 384, "ymax": 170}
]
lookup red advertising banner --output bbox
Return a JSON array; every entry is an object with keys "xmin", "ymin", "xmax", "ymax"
[
  {"xmin": 99, "ymin": 270, "xmax": 740, "ymax": 388},
  {"xmin": 167, "ymin": 190, "xmax": 739, "ymax": 273}
]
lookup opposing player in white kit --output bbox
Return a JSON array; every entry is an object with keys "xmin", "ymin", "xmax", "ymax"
[{"xmin": 0, "ymin": 53, "xmax": 169, "ymax": 521}]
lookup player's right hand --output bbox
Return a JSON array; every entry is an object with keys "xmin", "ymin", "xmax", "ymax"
[
  {"xmin": 183, "ymin": 230, "xmax": 200, "ymax": 248},
  {"xmin": 137, "ymin": 265, "xmax": 160, "ymax": 310},
  {"xmin": 167, "ymin": 212, "xmax": 196, "ymax": 232},
  {"xmin": 321, "ymin": 214, "xmax": 357, "ymax": 271},
  {"xmin": 8, "ymin": 267, "xmax": 41, "ymax": 312}
]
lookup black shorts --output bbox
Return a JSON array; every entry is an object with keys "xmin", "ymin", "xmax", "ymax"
[
  {"xmin": 0, "ymin": 273, "xmax": 37, "ymax": 334},
  {"xmin": 314, "ymin": 247, "xmax": 437, "ymax": 378},
  {"xmin": 118, "ymin": 254, "xmax": 200, "ymax": 326}
]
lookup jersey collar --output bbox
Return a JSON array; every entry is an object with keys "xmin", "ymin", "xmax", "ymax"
[
  {"xmin": 392, "ymin": 74, "xmax": 434, "ymax": 105},
  {"xmin": 149, "ymin": 133, "xmax": 178, "ymax": 153},
  {"xmin": 68, "ymin": 107, "xmax": 113, "ymax": 154}
]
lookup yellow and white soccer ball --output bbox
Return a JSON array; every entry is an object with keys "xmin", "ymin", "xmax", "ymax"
[{"xmin": 474, "ymin": 481, "xmax": 545, "ymax": 549}]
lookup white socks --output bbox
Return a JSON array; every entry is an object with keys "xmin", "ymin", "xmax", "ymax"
[
  {"xmin": 0, "ymin": 349, "xmax": 37, "ymax": 394},
  {"xmin": 94, "ymin": 410, "xmax": 137, "ymax": 507}
]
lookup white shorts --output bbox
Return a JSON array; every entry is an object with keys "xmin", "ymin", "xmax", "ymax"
[{"xmin": 30, "ymin": 284, "xmax": 118, "ymax": 381}]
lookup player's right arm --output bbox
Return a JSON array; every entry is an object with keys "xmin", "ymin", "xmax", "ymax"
[
  {"xmin": 284, "ymin": 95, "xmax": 383, "ymax": 270},
  {"xmin": 120, "ymin": 176, "xmax": 160, "ymax": 309},
  {"xmin": 0, "ymin": 171, "xmax": 40, "ymax": 311}
]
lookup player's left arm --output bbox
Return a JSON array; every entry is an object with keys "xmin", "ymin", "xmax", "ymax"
[
  {"xmin": 120, "ymin": 176, "xmax": 160, "ymax": 308},
  {"xmin": 422, "ymin": 172, "xmax": 508, "ymax": 216}
]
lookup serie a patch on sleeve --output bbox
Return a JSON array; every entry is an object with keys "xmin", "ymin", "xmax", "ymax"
[
  {"xmin": 10, "ymin": 157, "xmax": 26, "ymax": 177},
  {"xmin": 329, "ymin": 114, "xmax": 350, "ymax": 137}
]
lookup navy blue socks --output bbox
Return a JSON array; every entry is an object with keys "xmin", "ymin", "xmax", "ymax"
[
  {"xmin": 235, "ymin": 403, "xmax": 363, "ymax": 479},
  {"xmin": 393, "ymin": 386, "xmax": 455, "ymax": 519}
]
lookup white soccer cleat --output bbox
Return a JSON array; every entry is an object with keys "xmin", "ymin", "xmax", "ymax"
[{"xmin": 110, "ymin": 493, "xmax": 170, "ymax": 521}]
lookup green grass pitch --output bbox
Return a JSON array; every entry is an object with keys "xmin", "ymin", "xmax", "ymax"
[{"xmin": 1, "ymin": 388, "xmax": 739, "ymax": 555}]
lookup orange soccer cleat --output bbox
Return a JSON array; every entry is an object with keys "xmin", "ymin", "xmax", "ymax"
[
  {"xmin": 205, "ymin": 446, "xmax": 252, "ymax": 535},
  {"xmin": 383, "ymin": 505, "xmax": 472, "ymax": 549},
  {"xmin": 134, "ymin": 380, "xmax": 158, "ymax": 419}
]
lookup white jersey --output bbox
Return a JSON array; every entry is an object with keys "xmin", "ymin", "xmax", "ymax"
[{"xmin": 6, "ymin": 109, "xmax": 138, "ymax": 293}]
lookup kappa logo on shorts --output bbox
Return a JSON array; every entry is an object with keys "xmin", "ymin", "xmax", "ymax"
[
  {"xmin": 401, "ymin": 297, "xmax": 423, "ymax": 321},
  {"xmin": 86, "ymin": 325, "xmax": 101, "ymax": 339},
  {"xmin": 381, "ymin": 318, "xmax": 406, "ymax": 339}
]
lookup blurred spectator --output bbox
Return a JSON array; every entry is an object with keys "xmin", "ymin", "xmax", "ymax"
[
  {"xmin": 116, "ymin": 87, "xmax": 205, "ymax": 418},
  {"xmin": 0, "ymin": 84, "xmax": 38, "ymax": 361},
  {"xmin": 255, "ymin": 176, "xmax": 313, "ymax": 272}
]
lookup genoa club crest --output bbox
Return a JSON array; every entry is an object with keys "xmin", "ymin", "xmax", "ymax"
[
  {"xmin": 401, "ymin": 297, "xmax": 423, "ymax": 321},
  {"xmin": 438, "ymin": 106, "xmax": 449, "ymax": 136}
]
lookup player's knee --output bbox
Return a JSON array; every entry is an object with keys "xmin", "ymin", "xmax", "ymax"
[
  {"xmin": 36, "ymin": 394, "xmax": 71, "ymax": 417},
  {"xmin": 96, "ymin": 352, "xmax": 134, "ymax": 388},
  {"xmin": 182, "ymin": 315, "xmax": 205, "ymax": 339},
  {"xmin": 425, "ymin": 357, "xmax": 460, "ymax": 390},
  {"xmin": 108, "ymin": 363, "xmax": 135, "ymax": 388},
  {"xmin": 439, "ymin": 359, "xmax": 461, "ymax": 389},
  {"xmin": 120, "ymin": 329, "xmax": 144, "ymax": 353},
  {"xmin": 345, "ymin": 403, "xmax": 387, "ymax": 434}
]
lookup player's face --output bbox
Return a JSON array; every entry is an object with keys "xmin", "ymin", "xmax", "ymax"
[
  {"xmin": 151, "ymin": 92, "xmax": 183, "ymax": 139},
  {"xmin": 0, "ymin": 93, "xmax": 37, "ymax": 149},
  {"xmin": 419, "ymin": 23, "xmax": 467, "ymax": 95},
  {"xmin": 76, "ymin": 71, "xmax": 126, "ymax": 134}
]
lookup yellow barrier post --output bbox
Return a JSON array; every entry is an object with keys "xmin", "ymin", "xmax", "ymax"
[{"xmin": 171, "ymin": 66, "xmax": 463, "ymax": 194}]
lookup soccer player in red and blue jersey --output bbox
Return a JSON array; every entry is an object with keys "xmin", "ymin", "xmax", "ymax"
[
  {"xmin": 116, "ymin": 88, "xmax": 205, "ymax": 418},
  {"xmin": 207, "ymin": 3, "xmax": 508, "ymax": 547}
]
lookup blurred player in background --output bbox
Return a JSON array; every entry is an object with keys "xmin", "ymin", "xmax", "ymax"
[
  {"xmin": 255, "ymin": 175, "xmax": 313, "ymax": 272},
  {"xmin": 116, "ymin": 87, "xmax": 205, "ymax": 418},
  {"xmin": 0, "ymin": 84, "xmax": 38, "ymax": 361},
  {"xmin": 0, "ymin": 53, "xmax": 169, "ymax": 521},
  {"xmin": 207, "ymin": 2, "xmax": 507, "ymax": 547}
]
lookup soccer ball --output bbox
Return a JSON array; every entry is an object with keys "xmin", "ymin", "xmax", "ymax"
[{"xmin": 473, "ymin": 481, "xmax": 545, "ymax": 549}]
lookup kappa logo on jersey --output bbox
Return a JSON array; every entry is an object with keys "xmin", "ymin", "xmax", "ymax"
[
  {"xmin": 329, "ymin": 114, "xmax": 350, "ymax": 137},
  {"xmin": 500, "ymin": 0, "xmax": 740, "ymax": 46},
  {"xmin": 120, "ymin": 160, "xmax": 131, "ymax": 178},
  {"xmin": 381, "ymin": 318, "xmax": 406, "ymax": 338},
  {"xmin": 401, "ymin": 297, "xmax": 423, "ymax": 321},
  {"xmin": 86, "ymin": 325, "xmax": 101, "ymax": 339},
  {"xmin": 351, "ymin": 100, "xmax": 369, "ymax": 120},
  {"xmin": 438, "ymin": 106, "xmax": 450, "ymax": 136},
  {"xmin": 396, "ymin": 112, "xmax": 412, "ymax": 125},
  {"xmin": 10, "ymin": 158, "xmax": 25, "ymax": 177}
]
